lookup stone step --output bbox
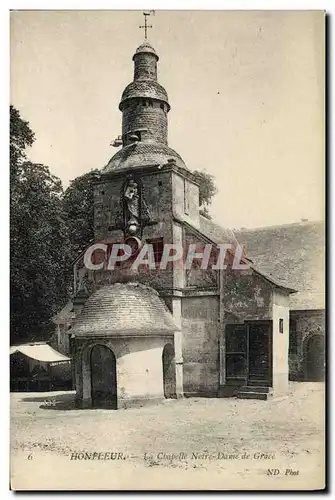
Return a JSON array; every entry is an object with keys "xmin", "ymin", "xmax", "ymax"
[
  {"xmin": 239, "ymin": 386, "xmax": 271, "ymax": 393},
  {"xmin": 236, "ymin": 391, "xmax": 271, "ymax": 401}
]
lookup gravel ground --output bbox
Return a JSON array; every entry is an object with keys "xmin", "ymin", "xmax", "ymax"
[{"xmin": 10, "ymin": 382, "xmax": 325, "ymax": 491}]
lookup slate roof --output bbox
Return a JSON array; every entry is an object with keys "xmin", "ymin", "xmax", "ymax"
[
  {"xmin": 120, "ymin": 80, "xmax": 169, "ymax": 107},
  {"xmin": 235, "ymin": 221, "xmax": 325, "ymax": 310},
  {"xmin": 198, "ymin": 216, "xmax": 295, "ymax": 292},
  {"xmin": 103, "ymin": 141, "xmax": 187, "ymax": 172},
  {"xmin": 199, "ymin": 215, "xmax": 239, "ymax": 247},
  {"xmin": 133, "ymin": 41, "xmax": 158, "ymax": 58},
  {"xmin": 71, "ymin": 282, "xmax": 178, "ymax": 337}
]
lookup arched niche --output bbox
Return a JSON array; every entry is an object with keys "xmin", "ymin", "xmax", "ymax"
[
  {"xmin": 304, "ymin": 333, "xmax": 325, "ymax": 381},
  {"xmin": 89, "ymin": 344, "xmax": 117, "ymax": 409}
]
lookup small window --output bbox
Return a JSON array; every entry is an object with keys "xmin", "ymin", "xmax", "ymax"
[
  {"xmin": 279, "ymin": 318, "xmax": 284, "ymax": 333},
  {"xmin": 146, "ymin": 238, "xmax": 164, "ymax": 264}
]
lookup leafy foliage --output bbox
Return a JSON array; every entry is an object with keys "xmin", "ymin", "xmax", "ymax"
[
  {"xmin": 62, "ymin": 170, "xmax": 99, "ymax": 263},
  {"xmin": 10, "ymin": 105, "xmax": 35, "ymax": 180},
  {"xmin": 193, "ymin": 170, "xmax": 218, "ymax": 220},
  {"xmin": 10, "ymin": 107, "xmax": 69, "ymax": 344}
]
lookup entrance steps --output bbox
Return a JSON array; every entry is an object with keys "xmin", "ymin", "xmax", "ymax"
[{"xmin": 236, "ymin": 385, "xmax": 272, "ymax": 401}]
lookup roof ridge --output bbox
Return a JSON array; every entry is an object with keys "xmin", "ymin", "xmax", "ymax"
[{"xmin": 235, "ymin": 220, "xmax": 325, "ymax": 232}]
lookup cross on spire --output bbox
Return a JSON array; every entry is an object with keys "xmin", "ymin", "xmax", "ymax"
[{"xmin": 139, "ymin": 11, "xmax": 153, "ymax": 39}]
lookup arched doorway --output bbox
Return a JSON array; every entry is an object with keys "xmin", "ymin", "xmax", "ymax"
[
  {"xmin": 306, "ymin": 334, "xmax": 325, "ymax": 381},
  {"xmin": 162, "ymin": 343, "xmax": 177, "ymax": 399},
  {"xmin": 90, "ymin": 345, "xmax": 117, "ymax": 409}
]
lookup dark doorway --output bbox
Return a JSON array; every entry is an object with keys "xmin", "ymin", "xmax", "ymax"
[
  {"xmin": 248, "ymin": 322, "xmax": 272, "ymax": 384},
  {"xmin": 225, "ymin": 321, "xmax": 272, "ymax": 386},
  {"xmin": 306, "ymin": 334, "xmax": 325, "ymax": 381},
  {"xmin": 90, "ymin": 345, "xmax": 117, "ymax": 409},
  {"xmin": 225, "ymin": 324, "xmax": 248, "ymax": 381},
  {"xmin": 162, "ymin": 343, "xmax": 176, "ymax": 398}
]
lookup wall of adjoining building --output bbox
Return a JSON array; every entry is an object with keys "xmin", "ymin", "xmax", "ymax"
[
  {"xmin": 272, "ymin": 290, "xmax": 290, "ymax": 395},
  {"xmin": 289, "ymin": 309, "xmax": 325, "ymax": 380}
]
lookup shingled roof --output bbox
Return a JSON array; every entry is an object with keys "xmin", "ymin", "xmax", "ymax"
[
  {"xmin": 235, "ymin": 221, "xmax": 325, "ymax": 310},
  {"xmin": 120, "ymin": 80, "xmax": 169, "ymax": 106},
  {"xmin": 71, "ymin": 282, "xmax": 178, "ymax": 337},
  {"xmin": 199, "ymin": 215, "xmax": 238, "ymax": 246},
  {"xmin": 198, "ymin": 215, "xmax": 296, "ymax": 292},
  {"xmin": 103, "ymin": 141, "xmax": 187, "ymax": 172}
]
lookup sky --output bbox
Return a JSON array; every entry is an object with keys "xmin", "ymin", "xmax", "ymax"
[{"xmin": 10, "ymin": 10, "xmax": 325, "ymax": 229}]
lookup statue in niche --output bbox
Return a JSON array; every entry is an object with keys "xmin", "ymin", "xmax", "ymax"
[
  {"xmin": 114, "ymin": 176, "xmax": 151, "ymax": 238},
  {"xmin": 124, "ymin": 179, "xmax": 140, "ymax": 234}
]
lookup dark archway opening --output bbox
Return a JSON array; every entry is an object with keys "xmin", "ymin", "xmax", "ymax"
[
  {"xmin": 162, "ymin": 343, "xmax": 177, "ymax": 399},
  {"xmin": 90, "ymin": 345, "xmax": 117, "ymax": 409},
  {"xmin": 306, "ymin": 334, "xmax": 325, "ymax": 381}
]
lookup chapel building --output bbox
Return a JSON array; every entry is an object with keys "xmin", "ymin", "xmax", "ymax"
[{"xmin": 68, "ymin": 39, "xmax": 295, "ymax": 409}]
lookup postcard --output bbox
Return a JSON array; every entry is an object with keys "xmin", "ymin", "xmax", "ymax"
[{"xmin": 10, "ymin": 9, "xmax": 325, "ymax": 491}]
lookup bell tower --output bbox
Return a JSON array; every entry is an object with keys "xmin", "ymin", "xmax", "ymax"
[
  {"xmin": 95, "ymin": 13, "xmax": 201, "ymax": 250},
  {"xmin": 119, "ymin": 41, "xmax": 170, "ymax": 147}
]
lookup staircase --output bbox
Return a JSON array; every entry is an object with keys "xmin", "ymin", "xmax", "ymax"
[{"xmin": 236, "ymin": 382, "xmax": 272, "ymax": 401}]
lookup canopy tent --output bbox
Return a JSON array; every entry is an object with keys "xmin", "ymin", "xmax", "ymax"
[{"xmin": 10, "ymin": 344, "xmax": 70, "ymax": 366}]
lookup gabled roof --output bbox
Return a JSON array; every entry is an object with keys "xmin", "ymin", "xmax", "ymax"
[
  {"xmin": 235, "ymin": 221, "xmax": 325, "ymax": 310},
  {"xmin": 199, "ymin": 215, "xmax": 239, "ymax": 246},
  {"xmin": 197, "ymin": 215, "xmax": 295, "ymax": 292}
]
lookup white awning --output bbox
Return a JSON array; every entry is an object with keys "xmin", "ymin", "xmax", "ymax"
[{"xmin": 10, "ymin": 344, "xmax": 70, "ymax": 364}]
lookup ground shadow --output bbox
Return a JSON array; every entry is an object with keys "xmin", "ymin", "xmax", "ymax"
[{"xmin": 20, "ymin": 391, "xmax": 76, "ymax": 411}]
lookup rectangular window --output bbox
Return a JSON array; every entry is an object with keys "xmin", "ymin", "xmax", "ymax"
[
  {"xmin": 146, "ymin": 238, "xmax": 164, "ymax": 264},
  {"xmin": 279, "ymin": 318, "xmax": 284, "ymax": 333},
  {"xmin": 289, "ymin": 319, "xmax": 298, "ymax": 354}
]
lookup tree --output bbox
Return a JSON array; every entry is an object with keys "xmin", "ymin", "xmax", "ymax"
[
  {"xmin": 62, "ymin": 170, "xmax": 100, "ymax": 264},
  {"xmin": 10, "ymin": 106, "xmax": 69, "ymax": 344},
  {"xmin": 192, "ymin": 170, "xmax": 218, "ymax": 220},
  {"xmin": 10, "ymin": 105, "xmax": 35, "ymax": 181}
]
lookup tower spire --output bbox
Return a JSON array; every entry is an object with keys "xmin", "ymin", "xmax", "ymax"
[{"xmin": 139, "ymin": 11, "xmax": 154, "ymax": 40}]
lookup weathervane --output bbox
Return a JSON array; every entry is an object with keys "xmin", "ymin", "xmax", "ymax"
[{"xmin": 139, "ymin": 11, "xmax": 154, "ymax": 39}]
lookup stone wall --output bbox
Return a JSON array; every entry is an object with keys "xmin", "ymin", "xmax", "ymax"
[
  {"xmin": 94, "ymin": 170, "xmax": 173, "ymax": 241},
  {"xmin": 181, "ymin": 295, "xmax": 220, "ymax": 396},
  {"xmin": 183, "ymin": 229, "xmax": 218, "ymax": 288},
  {"xmin": 73, "ymin": 335, "xmax": 174, "ymax": 409},
  {"xmin": 221, "ymin": 267, "xmax": 273, "ymax": 321},
  {"xmin": 133, "ymin": 52, "xmax": 158, "ymax": 81},
  {"xmin": 122, "ymin": 101, "xmax": 168, "ymax": 144},
  {"xmin": 289, "ymin": 309, "xmax": 325, "ymax": 380},
  {"xmin": 172, "ymin": 172, "xmax": 199, "ymax": 226}
]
